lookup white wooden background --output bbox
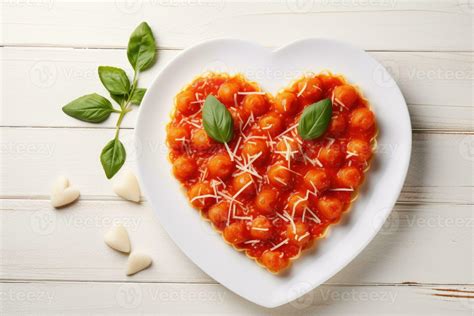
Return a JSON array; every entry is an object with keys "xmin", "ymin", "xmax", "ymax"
[{"xmin": 1, "ymin": 0, "xmax": 473, "ymax": 314}]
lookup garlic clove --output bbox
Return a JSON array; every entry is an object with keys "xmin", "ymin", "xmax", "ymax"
[
  {"xmin": 112, "ymin": 169, "xmax": 141, "ymax": 202},
  {"xmin": 52, "ymin": 175, "xmax": 69, "ymax": 193},
  {"xmin": 50, "ymin": 176, "xmax": 80, "ymax": 208},
  {"xmin": 104, "ymin": 224, "xmax": 131, "ymax": 254},
  {"xmin": 126, "ymin": 252, "xmax": 152, "ymax": 276}
]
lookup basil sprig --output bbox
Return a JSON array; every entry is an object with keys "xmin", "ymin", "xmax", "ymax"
[
  {"xmin": 202, "ymin": 95, "xmax": 234, "ymax": 143},
  {"xmin": 61, "ymin": 22, "xmax": 157, "ymax": 179},
  {"xmin": 297, "ymin": 98, "xmax": 332, "ymax": 140},
  {"xmin": 130, "ymin": 88, "xmax": 147, "ymax": 105},
  {"xmin": 127, "ymin": 22, "xmax": 156, "ymax": 72},
  {"xmin": 62, "ymin": 93, "xmax": 118, "ymax": 123},
  {"xmin": 100, "ymin": 138, "xmax": 126, "ymax": 179},
  {"xmin": 98, "ymin": 66, "xmax": 130, "ymax": 95}
]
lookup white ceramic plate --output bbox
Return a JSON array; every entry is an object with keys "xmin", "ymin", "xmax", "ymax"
[{"xmin": 135, "ymin": 39, "xmax": 411, "ymax": 308}]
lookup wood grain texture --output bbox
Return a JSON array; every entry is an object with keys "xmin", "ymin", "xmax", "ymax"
[
  {"xmin": 0, "ymin": 200, "xmax": 472, "ymax": 284},
  {"xmin": 1, "ymin": 281, "xmax": 472, "ymax": 315},
  {"xmin": 1, "ymin": 128, "xmax": 473, "ymax": 204},
  {"xmin": 1, "ymin": 1, "xmax": 473, "ymax": 313},
  {"xmin": 2, "ymin": 1, "xmax": 473, "ymax": 51},
  {"xmin": 2, "ymin": 48, "xmax": 473, "ymax": 130}
]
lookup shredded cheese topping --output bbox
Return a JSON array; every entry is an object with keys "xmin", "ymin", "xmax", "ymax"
[
  {"xmin": 252, "ymin": 227, "xmax": 269, "ymax": 231},
  {"xmin": 346, "ymin": 151, "xmax": 359, "ymax": 159},
  {"xmin": 232, "ymin": 178, "xmax": 254, "ymax": 200},
  {"xmin": 237, "ymin": 91, "xmax": 266, "ymax": 95},
  {"xmin": 297, "ymin": 81, "xmax": 307, "ymax": 97},
  {"xmin": 190, "ymin": 194, "xmax": 219, "ymax": 203},
  {"xmin": 244, "ymin": 240, "xmax": 260, "ymax": 245},
  {"xmin": 297, "ymin": 232, "xmax": 310, "ymax": 242},
  {"xmin": 270, "ymin": 238, "xmax": 289, "ymax": 251},
  {"xmin": 291, "ymin": 196, "xmax": 307, "ymax": 218},
  {"xmin": 233, "ymin": 93, "xmax": 238, "ymax": 107},
  {"xmin": 305, "ymin": 208, "xmax": 321, "ymax": 223},
  {"xmin": 276, "ymin": 123, "xmax": 299, "ymax": 139},
  {"xmin": 330, "ymin": 188, "xmax": 354, "ymax": 192}
]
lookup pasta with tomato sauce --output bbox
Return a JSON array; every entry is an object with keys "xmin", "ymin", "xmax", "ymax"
[{"xmin": 166, "ymin": 72, "xmax": 377, "ymax": 273}]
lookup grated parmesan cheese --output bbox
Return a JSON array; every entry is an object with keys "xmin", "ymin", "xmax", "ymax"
[
  {"xmin": 346, "ymin": 151, "xmax": 359, "ymax": 159},
  {"xmin": 270, "ymin": 238, "xmax": 289, "ymax": 251},
  {"xmin": 232, "ymin": 178, "xmax": 254, "ymax": 200},
  {"xmin": 244, "ymin": 240, "xmax": 260, "ymax": 245},
  {"xmin": 297, "ymin": 232, "xmax": 310, "ymax": 242},
  {"xmin": 237, "ymin": 91, "xmax": 266, "ymax": 95},
  {"xmin": 252, "ymin": 227, "xmax": 269, "ymax": 231},
  {"xmin": 305, "ymin": 207, "xmax": 321, "ymax": 223},
  {"xmin": 297, "ymin": 81, "xmax": 307, "ymax": 97},
  {"xmin": 190, "ymin": 194, "xmax": 219, "ymax": 203},
  {"xmin": 330, "ymin": 188, "xmax": 354, "ymax": 192}
]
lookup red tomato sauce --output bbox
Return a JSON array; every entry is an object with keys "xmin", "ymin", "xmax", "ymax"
[{"xmin": 166, "ymin": 73, "xmax": 377, "ymax": 273}]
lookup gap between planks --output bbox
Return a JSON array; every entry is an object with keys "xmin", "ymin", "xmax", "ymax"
[
  {"xmin": 2, "ymin": 44, "xmax": 474, "ymax": 54},
  {"xmin": 1, "ymin": 279, "xmax": 472, "ymax": 288}
]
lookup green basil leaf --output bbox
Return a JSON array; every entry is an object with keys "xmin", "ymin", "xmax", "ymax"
[
  {"xmin": 297, "ymin": 98, "xmax": 332, "ymax": 140},
  {"xmin": 130, "ymin": 88, "xmax": 146, "ymax": 105},
  {"xmin": 110, "ymin": 93, "xmax": 125, "ymax": 106},
  {"xmin": 62, "ymin": 93, "xmax": 115, "ymax": 123},
  {"xmin": 127, "ymin": 22, "xmax": 156, "ymax": 72},
  {"xmin": 98, "ymin": 66, "xmax": 130, "ymax": 95},
  {"xmin": 202, "ymin": 95, "xmax": 233, "ymax": 143},
  {"xmin": 100, "ymin": 138, "xmax": 126, "ymax": 179}
]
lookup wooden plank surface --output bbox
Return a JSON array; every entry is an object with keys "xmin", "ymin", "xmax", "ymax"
[
  {"xmin": 1, "ymin": 1, "xmax": 473, "ymax": 313},
  {"xmin": 1, "ymin": 128, "xmax": 473, "ymax": 204},
  {"xmin": 2, "ymin": 1, "xmax": 473, "ymax": 51},
  {"xmin": 0, "ymin": 200, "xmax": 472, "ymax": 285},
  {"xmin": 1, "ymin": 281, "xmax": 472, "ymax": 315},
  {"xmin": 2, "ymin": 48, "xmax": 473, "ymax": 130}
]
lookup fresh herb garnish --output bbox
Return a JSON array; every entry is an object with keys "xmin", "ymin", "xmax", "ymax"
[
  {"xmin": 297, "ymin": 98, "xmax": 332, "ymax": 140},
  {"xmin": 62, "ymin": 93, "xmax": 119, "ymax": 123},
  {"xmin": 202, "ymin": 95, "xmax": 234, "ymax": 143},
  {"xmin": 127, "ymin": 22, "xmax": 156, "ymax": 72},
  {"xmin": 62, "ymin": 22, "xmax": 156, "ymax": 179},
  {"xmin": 98, "ymin": 66, "xmax": 131, "ymax": 95},
  {"xmin": 100, "ymin": 138, "xmax": 126, "ymax": 179}
]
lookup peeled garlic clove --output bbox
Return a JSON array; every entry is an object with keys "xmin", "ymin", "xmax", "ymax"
[
  {"xmin": 52, "ymin": 176, "xmax": 69, "ymax": 193},
  {"xmin": 50, "ymin": 176, "xmax": 80, "ymax": 208},
  {"xmin": 126, "ymin": 252, "xmax": 152, "ymax": 276},
  {"xmin": 104, "ymin": 224, "xmax": 131, "ymax": 253},
  {"xmin": 51, "ymin": 188, "xmax": 80, "ymax": 208},
  {"xmin": 112, "ymin": 169, "xmax": 141, "ymax": 202}
]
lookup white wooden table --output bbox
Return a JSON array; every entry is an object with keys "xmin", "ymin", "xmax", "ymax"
[{"xmin": 1, "ymin": 1, "xmax": 473, "ymax": 314}]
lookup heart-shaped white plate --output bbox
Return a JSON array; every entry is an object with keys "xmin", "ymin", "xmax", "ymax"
[{"xmin": 135, "ymin": 39, "xmax": 411, "ymax": 308}]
